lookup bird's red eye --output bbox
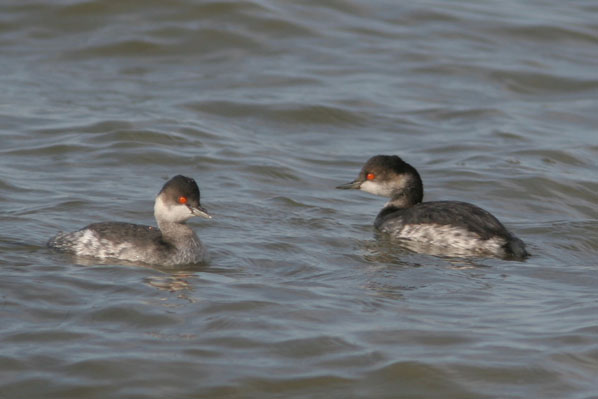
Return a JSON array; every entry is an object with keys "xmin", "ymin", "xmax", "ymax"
[
  {"xmin": 366, "ymin": 173, "xmax": 375, "ymax": 180},
  {"xmin": 178, "ymin": 196, "xmax": 188, "ymax": 204}
]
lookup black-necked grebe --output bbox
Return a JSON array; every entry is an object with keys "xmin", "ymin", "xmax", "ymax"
[
  {"xmin": 337, "ymin": 155, "xmax": 528, "ymax": 259},
  {"xmin": 48, "ymin": 175, "xmax": 211, "ymax": 266}
]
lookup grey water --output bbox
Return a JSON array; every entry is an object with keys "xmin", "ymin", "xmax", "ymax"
[{"xmin": 1, "ymin": 1, "xmax": 598, "ymax": 398}]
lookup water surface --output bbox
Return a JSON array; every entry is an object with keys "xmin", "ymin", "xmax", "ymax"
[{"xmin": 1, "ymin": 1, "xmax": 598, "ymax": 398}]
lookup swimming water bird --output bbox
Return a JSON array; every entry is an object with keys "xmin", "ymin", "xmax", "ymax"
[
  {"xmin": 48, "ymin": 175, "xmax": 211, "ymax": 266},
  {"xmin": 337, "ymin": 155, "xmax": 528, "ymax": 259}
]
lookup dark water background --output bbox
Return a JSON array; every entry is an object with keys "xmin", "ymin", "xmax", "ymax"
[{"xmin": 1, "ymin": 1, "xmax": 598, "ymax": 398}]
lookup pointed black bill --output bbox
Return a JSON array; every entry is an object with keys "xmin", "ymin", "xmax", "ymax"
[
  {"xmin": 336, "ymin": 180, "xmax": 362, "ymax": 190},
  {"xmin": 190, "ymin": 205, "xmax": 212, "ymax": 219}
]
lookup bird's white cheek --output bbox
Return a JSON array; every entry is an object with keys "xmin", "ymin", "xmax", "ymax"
[
  {"xmin": 360, "ymin": 180, "xmax": 392, "ymax": 196},
  {"xmin": 154, "ymin": 196, "xmax": 194, "ymax": 223}
]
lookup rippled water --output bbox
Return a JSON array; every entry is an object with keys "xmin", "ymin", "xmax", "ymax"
[{"xmin": 2, "ymin": 1, "xmax": 598, "ymax": 398}]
